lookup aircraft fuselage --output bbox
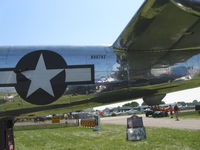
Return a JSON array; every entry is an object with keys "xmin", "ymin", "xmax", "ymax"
[{"xmin": 0, "ymin": 46, "xmax": 200, "ymax": 117}]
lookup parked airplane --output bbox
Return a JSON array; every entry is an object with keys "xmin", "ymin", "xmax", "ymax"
[{"xmin": 1, "ymin": 0, "xmax": 200, "ymax": 149}]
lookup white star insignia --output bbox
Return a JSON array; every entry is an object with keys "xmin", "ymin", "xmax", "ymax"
[{"xmin": 22, "ymin": 54, "xmax": 64, "ymax": 98}]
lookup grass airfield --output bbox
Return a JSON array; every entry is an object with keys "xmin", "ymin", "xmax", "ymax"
[
  {"xmin": 14, "ymin": 124, "xmax": 200, "ymax": 150},
  {"xmin": 179, "ymin": 111, "xmax": 200, "ymax": 119}
]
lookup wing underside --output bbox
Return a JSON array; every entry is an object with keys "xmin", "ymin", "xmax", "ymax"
[{"xmin": 113, "ymin": 0, "xmax": 200, "ymax": 52}]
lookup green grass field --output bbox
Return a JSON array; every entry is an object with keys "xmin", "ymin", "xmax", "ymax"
[
  {"xmin": 179, "ymin": 111, "xmax": 200, "ymax": 119},
  {"xmin": 14, "ymin": 124, "xmax": 200, "ymax": 150}
]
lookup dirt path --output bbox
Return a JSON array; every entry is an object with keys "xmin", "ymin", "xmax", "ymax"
[{"xmin": 101, "ymin": 115, "xmax": 200, "ymax": 130}]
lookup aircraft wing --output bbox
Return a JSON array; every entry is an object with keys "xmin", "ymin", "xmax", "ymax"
[
  {"xmin": 113, "ymin": 0, "xmax": 200, "ymax": 80},
  {"xmin": 113, "ymin": 0, "xmax": 200, "ymax": 52}
]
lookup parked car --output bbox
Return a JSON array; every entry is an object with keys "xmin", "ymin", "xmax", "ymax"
[{"xmin": 145, "ymin": 107, "xmax": 168, "ymax": 117}]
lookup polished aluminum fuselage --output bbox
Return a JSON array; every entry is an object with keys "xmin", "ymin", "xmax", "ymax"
[{"xmin": 0, "ymin": 46, "xmax": 200, "ymax": 118}]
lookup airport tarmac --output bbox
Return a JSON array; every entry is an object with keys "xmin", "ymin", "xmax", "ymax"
[{"xmin": 101, "ymin": 115, "xmax": 200, "ymax": 130}]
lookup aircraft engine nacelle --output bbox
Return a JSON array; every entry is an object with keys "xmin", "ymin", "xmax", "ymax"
[{"xmin": 143, "ymin": 94, "xmax": 166, "ymax": 106}]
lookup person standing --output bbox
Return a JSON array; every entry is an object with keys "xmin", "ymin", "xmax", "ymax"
[
  {"xmin": 174, "ymin": 104, "xmax": 179, "ymax": 121},
  {"xmin": 169, "ymin": 105, "xmax": 173, "ymax": 118}
]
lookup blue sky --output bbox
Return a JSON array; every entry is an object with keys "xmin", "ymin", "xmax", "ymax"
[{"xmin": 0, "ymin": 0, "xmax": 144, "ymax": 46}]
